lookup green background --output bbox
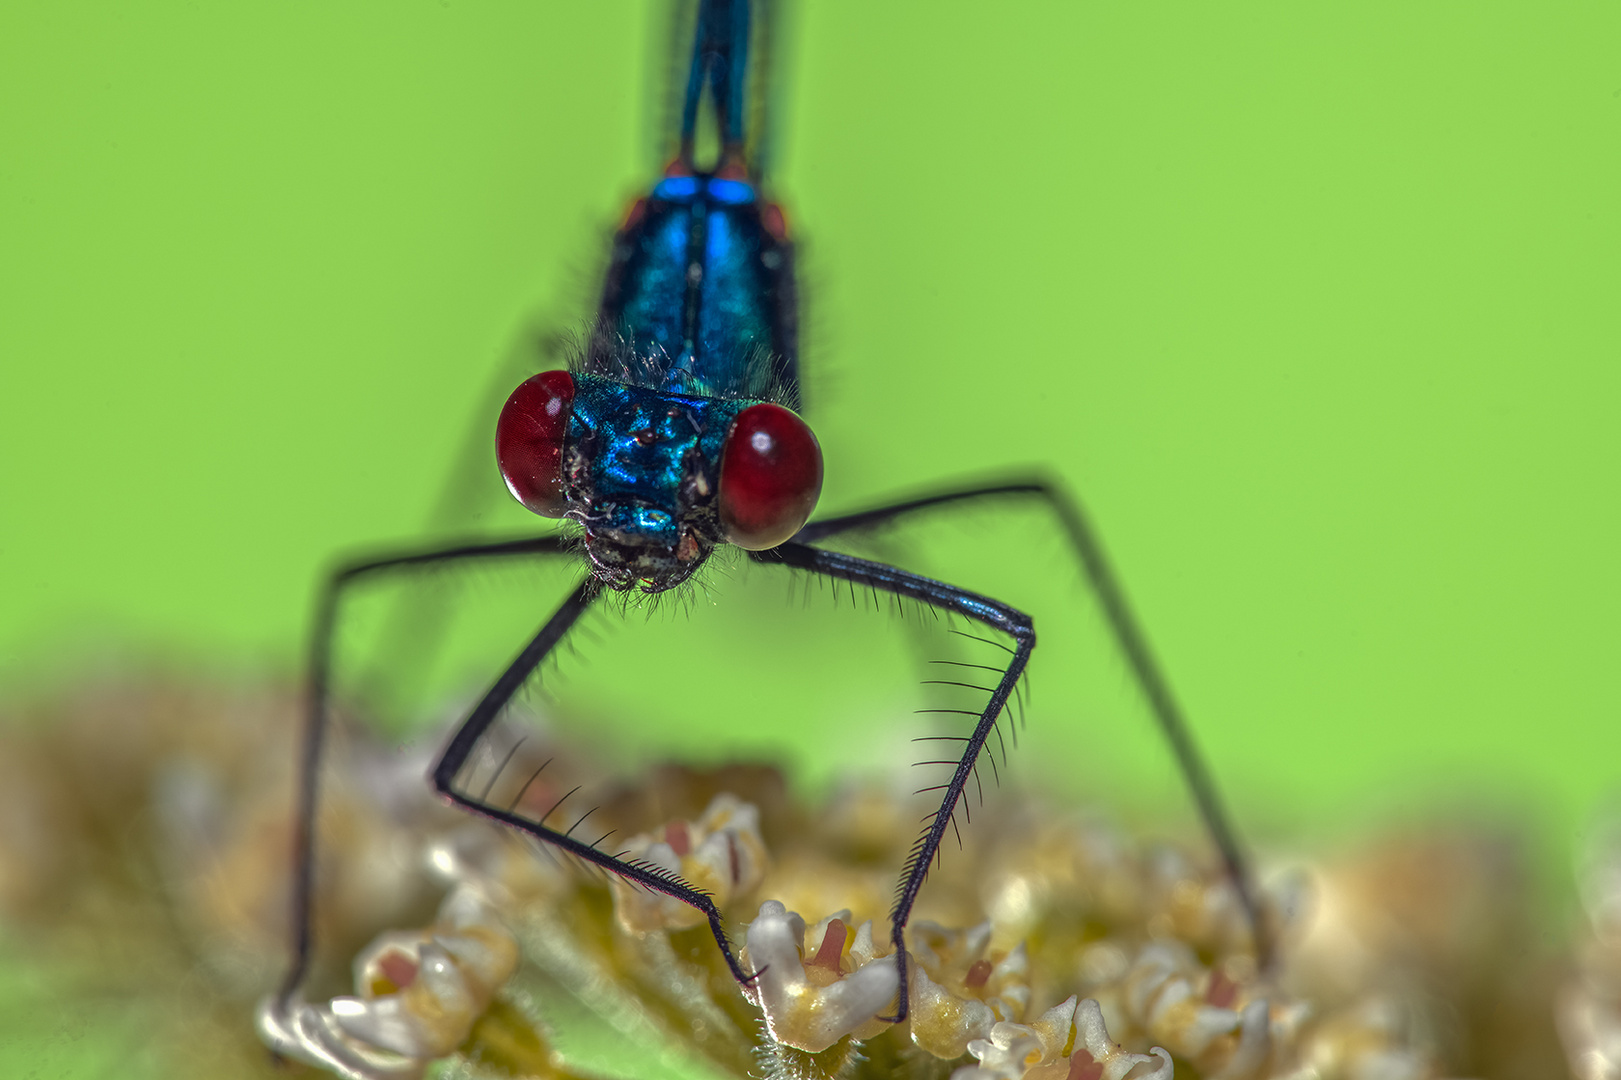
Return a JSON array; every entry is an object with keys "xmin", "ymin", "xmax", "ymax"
[{"xmin": 2, "ymin": 1, "xmax": 1619, "ymax": 1069}]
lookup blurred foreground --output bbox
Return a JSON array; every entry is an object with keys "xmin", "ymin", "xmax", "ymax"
[{"xmin": 0, "ymin": 674, "xmax": 1610, "ymax": 1079}]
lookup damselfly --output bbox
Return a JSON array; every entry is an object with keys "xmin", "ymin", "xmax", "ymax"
[{"xmin": 265, "ymin": 0, "xmax": 1267, "ymax": 1042}]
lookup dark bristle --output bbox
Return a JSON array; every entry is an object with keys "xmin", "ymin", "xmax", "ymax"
[
  {"xmin": 478, "ymin": 735, "xmax": 527, "ymax": 802},
  {"xmin": 506, "ymin": 756, "xmax": 553, "ymax": 814}
]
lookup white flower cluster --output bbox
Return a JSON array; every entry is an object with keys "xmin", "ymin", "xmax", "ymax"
[
  {"xmin": 1086, "ymin": 940, "xmax": 1449, "ymax": 1080},
  {"xmin": 1099, "ymin": 943, "xmax": 1287, "ymax": 1078},
  {"xmin": 954, "ymin": 996, "xmax": 1171, "ymax": 1080},
  {"xmin": 740, "ymin": 900, "xmax": 1053, "ymax": 1061},
  {"xmin": 247, "ymin": 774, "xmax": 1466, "ymax": 1080},
  {"xmin": 738, "ymin": 903, "xmax": 1451, "ymax": 1080},
  {"xmin": 737, "ymin": 896, "xmax": 1177, "ymax": 1079}
]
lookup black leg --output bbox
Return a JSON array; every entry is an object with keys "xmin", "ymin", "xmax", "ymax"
[
  {"xmin": 425, "ymin": 579, "xmax": 757, "ymax": 989},
  {"xmin": 795, "ymin": 478, "xmax": 1272, "ymax": 972},
  {"xmin": 276, "ymin": 534, "xmax": 577, "ymax": 1007},
  {"xmin": 751, "ymin": 541, "xmax": 1035, "ymax": 1025}
]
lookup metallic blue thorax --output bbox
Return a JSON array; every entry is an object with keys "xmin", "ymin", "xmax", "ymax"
[
  {"xmin": 591, "ymin": 174, "xmax": 799, "ymax": 408},
  {"xmin": 567, "ymin": 373, "xmax": 748, "ymax": 548}
]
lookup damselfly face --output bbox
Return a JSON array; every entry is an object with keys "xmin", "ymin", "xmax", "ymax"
[{"xmin": 497, "ymin": 369, "xmax": 823, "ymax": 593}]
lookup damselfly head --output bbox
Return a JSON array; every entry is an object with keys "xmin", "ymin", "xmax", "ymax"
[{"xmin": 497, "ymin": 371, "xmax": 823, "ymax": 592}]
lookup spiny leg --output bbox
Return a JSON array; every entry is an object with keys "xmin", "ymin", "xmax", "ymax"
[
  {"xmin": 278, "ymin": 534, "xmax": 577, "ymax": 1007},
  {"xmin": 428, "ymin": 579, "xmax": 758, "ymax": 989},
  {"xmin": 795, "ymin": 478, "xmax": 1272, "ymax": 970},
  {"xmin": 752, "ymin": 541, "xmax": 1034, "ymax": 1025}
]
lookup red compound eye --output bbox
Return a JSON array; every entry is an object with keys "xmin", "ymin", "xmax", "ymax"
[
  {"xmin": 496, "ymin": 370, "xmax": 575, "ymax": 517},
  {"xmin": 718, "ymin": 402, "xmax": 823, "ymax": 550}
]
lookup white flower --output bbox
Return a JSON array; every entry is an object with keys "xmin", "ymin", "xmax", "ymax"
[
  {"xmin": 610, "ymin": 792, "xmax": 768, "ymax": 932},
  {"xmin": 908, "ymin": 960, "xmax": 998, "ymax": 1060},
  {"xmin": 742, "ymin": 900, "xmax": 900, "ymax": 1052},
  {"xmin": 1120, "ymin": 943, "xmax": 1250, "ymax": 1058},
  {"xmin": 906, "ymin": 920, "xmax": 1031, "ymax": 1058},
  {"xmin": 256, "ymin": 885, "xmax": 519, "ymax": 1080}
]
